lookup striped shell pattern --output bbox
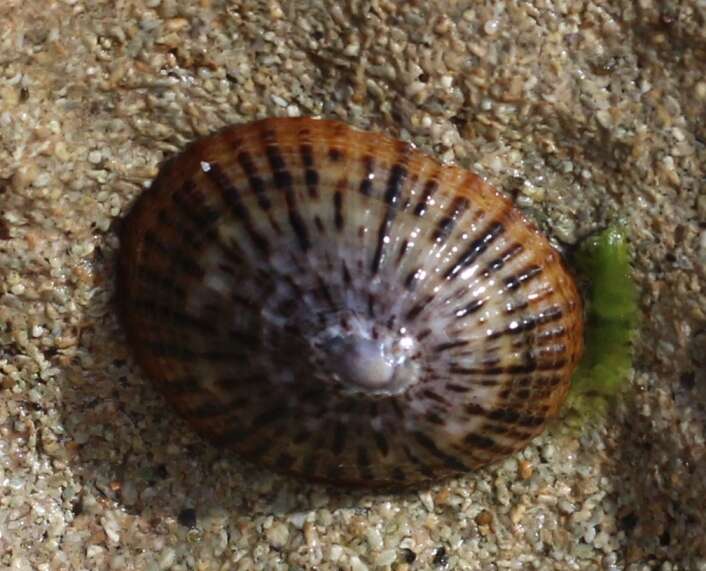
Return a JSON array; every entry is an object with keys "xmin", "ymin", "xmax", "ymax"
[{"xmin": 118, "ymin": 118, "xmax": 583, "ymax": 487}]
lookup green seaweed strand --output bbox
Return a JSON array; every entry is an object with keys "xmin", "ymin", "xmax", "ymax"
[{"xmin": 567, "ymin": 225, "xmax": 639, "ymax": 417}]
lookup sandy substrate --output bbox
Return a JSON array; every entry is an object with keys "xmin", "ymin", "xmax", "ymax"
[{"xmin": 1, "ymin": 1, "xmax": 705, "ymax": 569}]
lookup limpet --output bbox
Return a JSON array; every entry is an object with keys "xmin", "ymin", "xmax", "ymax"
[{"xmin": 118, "ymin": 117, "xmax": 583, "ymax": 487}]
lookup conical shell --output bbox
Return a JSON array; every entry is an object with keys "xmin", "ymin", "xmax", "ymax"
[{"xmin": 118, "ymin": 117, "xmax": 583, "ymax": 487}]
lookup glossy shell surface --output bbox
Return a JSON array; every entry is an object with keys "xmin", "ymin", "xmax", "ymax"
[{"xmin": 118, "ymin": 117, "xmax": 583, "ymax": 487}]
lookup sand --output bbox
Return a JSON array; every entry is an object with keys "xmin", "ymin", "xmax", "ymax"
[{"xmin": 1, "ymin": 0, "xmax": 705, "ymax": 569}]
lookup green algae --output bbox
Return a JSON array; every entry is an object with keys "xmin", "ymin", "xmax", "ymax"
[{"xmin": 566, "ymin": 225, "xmax": 640, "ymax": 418}]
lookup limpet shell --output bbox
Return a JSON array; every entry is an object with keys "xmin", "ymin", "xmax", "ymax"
[{"xmin": 118, "ymin": 117, "xmax": 583, "ymax": 487}]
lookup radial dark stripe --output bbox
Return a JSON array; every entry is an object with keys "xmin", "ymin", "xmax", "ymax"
[
  {"xmin": 534, "ymin": 344, "xmax": 568, "ymax": 359},
  {"xmin": 209, "ymin": 425, "xmax": 248, "ymax": 446},
  {"xmin": 332, "ymin": 423, "xmax": 347, "ymax": 455},
  {"xmin": 383, "ymin": 163, "xmax": 407, "ymax": 205},
  {"xmin": 389, "ymin": 399, "xmax": 405, "ymax": 419},
  {"xmin": 401, "ymin": 444, "xmax": 436, "ymax": 478},
  {"xmin": 445, "ymin": 383, "xmax": 470, "ymax": 393},
  {"xmin": 413, "ymin": 432, "xmax": 468, "ymax": 471},
  {"xmin": 168, "ymin": 249, "xmax": 204, "ymax": 280},
  {"xmin": 504, "ymin": 298, "xmax": 530, "ymax": 314},
  {"xmin": 357, "ymin": 448, "xmax": 373, "ymax": 480},
  {"xmin": 425, "ymin": 411, "xmax": 445, "ymax": 425},
  {"xmin": 483, "ymin": 423, "xmax": 535, "ymax": 440},
  {"xmin": 165, "ymin": 376, "xmax": 200, "ymax": 393},
  {"xmin": 464, "ymin": 432, "xmax": 495, "ymax": 450},
  {"xmin": 359, "ymin": 155, "xmax": 375, "ymax": 196},
  {"xmin": 455, "ymin": 297, "xmax": 486, "ymax": 319},
  {"xmin": 141, "ymin": 228, "xmax": 171, "ymax": 254},
  {"xmin": 154, "ymin": 203, "xmax": 215, "ymax": 252},
  {"xmin": 305, "ymin": 168, "xmax": 319, "ymax": 197},
  {"xmin": 493, "ymin": 306, "xmax": 564, "ymax": 338},
  {"xmin": 265, "ymin": 146, "xmax": 290, "ymax": 186},
  {"xmin": 373, "ymin": 430, "xmax": 389, "ymax": 456},
  {"xmin": 432, "ymin": 196, "xmax": 469, "ymax": 242},
  {"xmin": 413, "ymin": 179, "xmax": 438, "ymax": 217},
  {"xmin": 286, "ymin": 207, "xmax": 310, "ymax": 251},
  {"xmin": 145, "ymin": 341, "xmax": 195, "ymax": 360},
  {"xmin": 508, "ymin": 288, "xmax": 556, "ymax": 314},
  {"xmin": 483, "ymin": 243, "xmax": 524, "ymax": 275},
  {"xmin": 371, "ymin": 162, "xmax": 408, "ymax": 274},
  {"xmin": 171, "ymin": 181, "xmax": 222, "ymax": 230},
  {"xmin": 326, "ymin": 464, "xmax": 345, "ymax": 482},
  {"xmin": 356, "ymin": 445, "xmax": 371, "ymax": 467},
  {"xmin": 206, "ymin": 163, "xmax": 270, "ymax": 256},
  {"xmin": 444, "ymin": 220, "xmax": 505, "ymax": 279},
  {"xmin": 301, "ymin": 453, "xmax": 319, "ymax": 477},
  {"xmin": 404, "ymin": 268, "xmax": 419, "ymax": 290},
  {"xmin": 299, "ymin": 143, "xmax": 314, "ymax": 167},
  {"xmin": 198, "ymin": 349, "xmax": 246, "ymax": 361},
  {"xmin": 405, "ymin": 294, "xmax": 433, "ymax": 321},
  {"xmin": 433, "ymin": 340, "xmax": 469, "ymax": 352},
  {"xmin": 261, "ymin": 127, "xmax": 277, "ymax": 143},
  {"xmin": 187, "ymin": 401, "xmax": 242, "ymax": 419},
  {"xmin": 464, "ymin": 432, "xmax": 514, "ymax": 455},
  {"xmin": 315, "ymin": 272, "xmax": 336, "ymax": 309},
  {"xmin": 146, "ymin": 243, "xmax": 201, "ymax": 283},
  {"xmin": 275, "ymin": 453, "xmax": 295, "ymax": 470},
  {"xmin": 465, "ymin": 402, "xmax": 489, "ymax": 416},
  {"xmin": 215, "ymin": 376, "xmax": 251, "ymax": 392},
  {"xmin": 134, "ymin": 298, "xmax": 216, "ymax": 334},
  {"xmin": 265, "ymin": 144, "xmax": 311, "ymax": 251},
  {"xmin": 449, "ymin": 360, "xmax": 567, "ymax": 376},
  {"xmin": 299, "ymin": 143, "xmax": 320, "ymax": 198},
  {"xmin": 392, "ymin": 467, "xmax": 406, "ymax": 481},
  {"xmin": 137, "ymin": 264, "xmax": 186, "ymax": 297},
  {"xmin": 536, "ymin": 326, "xmax": 567, "ymax": 341},
  {"xmin": 504, "ymin": 265, "xmax": 543, "ymax": 291},
  {"xmin": 230, "ymin": 291, "xmax": 258, "ymax": 309},
  {"xmin": 487, "ymin": 408, "xmax": 545, "ymax": 427},
  {"xmin": 293, "ymin": 429, "xmax": 311, "ymax": 444},
  {"xmin": 333, "ymin": 187, "xmax": 344, "ymax": 231},
  {"xmin": 250, "ymin": 403, "xmax": 287, "ymax": 430},
  {"xmin": 421, "ymin": 389, "xmax": 450, "ymax": 405},
  {"xmin": 341, "ymin": 260, "xmax": 352, "ymax": 286},
  {"xmin": 236, "ymin": 151, "xmax": 271, "ymax": 211},
  {"xmin": 241, "ymin": 438, "xmax": 273, "ymax": 461},
  {"xmin": 396, "ymin": 239, "xmax": 410, "ymax": 266},
  {"xmin": 362, "ymin": 293, "xmax": 373, "ymax": 317}
]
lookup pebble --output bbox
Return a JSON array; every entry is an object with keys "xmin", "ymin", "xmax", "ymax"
[
  {"xmin": 350, "ymin": 555, "xmax": 369, "ymax": 571},
  {"xmin": 518, "ymin": 460, "xmax": 534, "ymax": 480},
  {"xmin": 158, "ymin": 548, "xmax": 176, "ymax": 570},
  {"xmin": 475, "ymin": 510, "xmax": 493, "ymax": 527},
  {"xmin": 484, "ymin": 19, "xmax": 500, "ymax": 35},
  {"xmin": 266, "ymin": 522, "xmax": 290, "ymax": 548},
  {"xmin": 121, "ymin": 481, "xmax": 137, "ymax": 506},
  {"xmin": 418, "ymin": 491, "xmax": 435, "ymax": 512},
  {"xmin": 100, "ymin": 515, "xmax": 121, "ymax": 543},
  {"xmin": 271, "ymin": 94, "xmax": 288, "ymax": 108},
  {"xmin": 375, "ymin": 549, "xmax": 397, "ymax": 566},
  {"xmin": 695, "ymin": 81, "xmax": 706, "ymax": 100},
  {"xmin": 288, "ymin": 511, "xmax": 308, "ymax": 529},
  {"xmin": 329, "ymin": 545, "xmax": 343, "ymax": 562},
  {"xmin": 366, "ymin": 527, "xmax": 383, "ymax": 550}
]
